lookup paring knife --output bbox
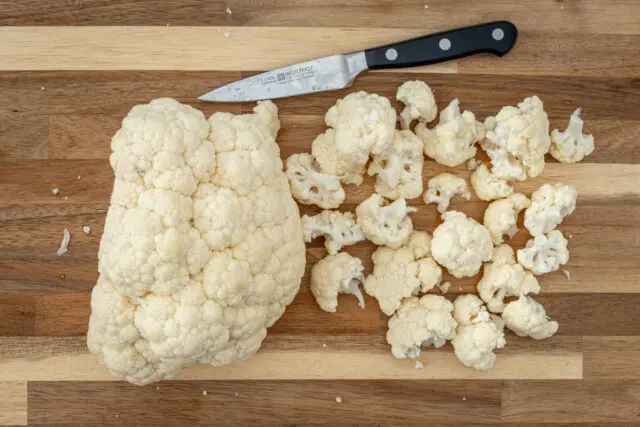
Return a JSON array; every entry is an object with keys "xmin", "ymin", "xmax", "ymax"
[{"xmin": 198, "ymin": 21, "xmax": 517, "ymax": 102}]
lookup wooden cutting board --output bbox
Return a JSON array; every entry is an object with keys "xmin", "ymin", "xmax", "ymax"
[{"xmin": 1, "ymin": 1, "xmax": 639, "ymax": 425}]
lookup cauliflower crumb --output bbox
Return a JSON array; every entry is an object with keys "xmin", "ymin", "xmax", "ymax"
[
  {"xmin": 235, "ymin": 392, "xmax": 239, "ymax": 396},
  {"xmin": 563, "ymin": 269, "xmax": 571, "ymax": 280},
  {"xmin": 224, "ymin": 31, "xmax": 231, "ymax": 38},
  {"xmin": 156, "ymin": 386, "xmax": 160, "ymax": 390},
  {"xmin": 64, "ymin": 196, "xmax": 69, "ymax": 200},
  {"xmin": 40, "ymin": 86, "xmax": 45, "ymax": 91},
  {"xmin": 335, "ymin": 396, "xmax": 343, "ymax": 403},
  {"xmin": 82, "ymin": 225, "xmax": 91, "ymax": 234},
  {"xmin": 76, "ymin": 175, "xmax": 81, "ymax": 180},
  {"xmin": 202, "ymin": 390, "xmax": 208, "ymax": 396},
  {"xmin": 56, "ymin": 228, "xmax": 71, "ymax": 256},
  {"xmin": 423, "ymin": 173, "xmax": 470, "ymax": 214},
  {"xmin": 437, "ymin": 281, "xmax": 451, "ymax": 294},
  {"xmin": 51, "ymin": 188, "xmax": 60, "ymax": 195},
  {"xmin": 322, "ymin": 343, "xmax": 327, "ymax": 348},
  {"xmin": 415, "ymin": 360, "xmax": 424, "ymax": 369},
  {"xmin": 416, "ymin": 98, "xmax": 484, "ymax": 167},
  {"xmin": 462, "ymin": 396, "xmax": 466, "ymax": 401},
  {"xmin": 226, "ymin": 7, "xmax": 232, "ymax": 14}
]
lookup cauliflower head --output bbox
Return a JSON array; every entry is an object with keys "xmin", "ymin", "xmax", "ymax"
[
  {"xmin": 313, "ymin": 91, "xmax": 396, "ymax": 185},
  {"xmin": 310, "ymin": 252, "xmax": 365, "ymax": 313},
  {"xmin": 416, "ymin": 98, "xmax": 485, "ymax": 167},
  {"xmin": 396, "ymin": 80, "xmax": 437, "ymax": 129},
  {"xmin": 431, "ymin": 210, "xmax": 493, "ymax": 278},
  {"xmin": 386, "ymin": 295, "xmax": 457, "ymax": 358},
  {"xmin": 477, "ymin": 244, "xmax": 540, "ymax": 313},
  {"xmin": 502, "ymin": 295, "xmax": 558, "ymax": 340},
  {"xmin": 550, "ymin": 108, "xmax": 595, "ymax": 163},
  {"xmin": 367, "ymin": 130, "xmax": 424, "ymax": 200},
  {"xmin": 484, "ymin": 193, "xmax": 531, "ymax": 245},
  {"xmin": 89, "ymin": 99, "xmax": 306, "ymax": 385},
  {"xmin": 470, "ymin": 164, "xmax": 514, "ymax": 201},
  {"xmin": 285, "ymin": 153, "xmax": 345, "ymax": 209},
  {"xmin": 364, "ymin": 231, "xmax": 442, "ymax": 316},
  {"xmin": 356, "ymin": 194, "xmax": 417, "ymax": 249},
  {"xmin": 524, "ymin": 183, "xmax": 577, "ymax": 236},
  {"xmin": 301, "ymin": 210, "xmax": 364, "ymax": 255},
  {"xmin": 423, "ymin": 173, "xmax": 471, "ymax": 214},
  {"xmin": 517, "ymin": 230, "xmax": 569, "ymax": 275},
  {"xmin": 451, "ymin": 294, "xmax": 506, "ymax": 371},
  {"xmin": 481, "ymin": 95, "xmax": 550, "ymax": 180}
]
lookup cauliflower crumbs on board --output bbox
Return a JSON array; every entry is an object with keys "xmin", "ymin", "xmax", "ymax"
[
  {"xmin": 335, "ymin": 397, "xmax": 343, "ymax": 403},
  {"xmin": 415, "ymin": 360, "xmax": 424, "ymax": 369},
  {"xmin": 56, "ymin": 228, "xmax": 71, "ymax": 256},
  {"xmin": 51, "ymin": 188, "xmax": 60, "ymax": 195}
]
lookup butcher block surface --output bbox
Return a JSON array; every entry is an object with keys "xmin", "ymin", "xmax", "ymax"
[{"xmin": 1, "ymin": 1, "xmax": 640, "ymax": 425}]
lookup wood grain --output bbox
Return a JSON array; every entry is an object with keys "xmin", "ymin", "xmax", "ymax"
[{"xmin": 1, "ymin": 0, "xmax": 639, "ymax": 424}]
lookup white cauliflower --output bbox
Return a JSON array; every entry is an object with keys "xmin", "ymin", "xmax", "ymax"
[
  {"xmin": 550, "ymin": 108, "xmax": 595, "ymax": 163},
  {"xmin": 356, "ymin": 194, "xmax": 417, "ymax": 249},
  {"xmin": 481, "ymin": 95, "xmax": 550, "ymax": 180},
  {"xmin": 416, "ymin": 98, "xmax": 485, "ymax": 167},
  {"xmin": 451, "ymin": 294, "xmax": 506, "ymax": 371},
  {"xmin": 367, "ymin": 130, "xmax": 424, "ymax": 200},
  {"xmin": 301, "ymin": 210, "xmax": 364, "ymax": 255},
  {"xmin": 313, "ymin": 91, "xmax": 396, "ymax": 185},
  {"xmin": 285, "ymin": 153, "xmax": 345, "ymax": 209},
  {"xmin": 88, "ymin": 99, "xmax": 306, "ymax": 385},
  {"xmin": 311, "ymin": 129, "xmax": 366, "ymax": 185},
  {"xmin": 477, "ymin": 244, "xmax": 540, "ymax": 313},
  {"xmin": 483, "ymin": 193, "xmax": 531, "ymax": 245},
  {"xmin": 524, "ymin": 183, "xmax": 577, "ymax": 236},
  {"xmin": 517, "ymin": 230, "xmax": 569, "ymax": 275},
  {"xmin": 470, "ymin": 164, "xmax": 514, "ymax": 201},
  {"xmin": 431, "ymin": 210, "xmax": 493, "ymax": 278},
  {"xmin": 364, "ymin": 231, "xmax": 442, "ymax": 316},
  {"xmin": 310, "ymin": 252, "xmax": 365, "ymax": 313},
  {"xmin": 396, "ymin": 80, "xmax": 437, "ymax": 129},
  {"xmin": 502, "ymin": 295, "xmax": 558, "ymax": 340},
  {"xmin": 423, "ymin": 173, "xmax": 471, "ymax": 214},
  {"xmin": 386, "ymin": 295, "xmax": 457, "ymax": 358}
]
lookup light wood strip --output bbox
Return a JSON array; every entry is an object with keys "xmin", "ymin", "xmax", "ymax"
[
  {"xmin": 0, "ymin": 27, "xmax": 456, "ymax": 73},
  {"xmin": 0, "ymin": 348, "xmax": 582, "ymax": 382},
  {"xmin": 0, "ymin": 382, "xmax": 26, "ymax": 426}
]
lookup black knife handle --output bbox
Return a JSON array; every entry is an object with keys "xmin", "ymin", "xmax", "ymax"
[{"xmin": 364, "ymin": 21, "xmax": 517, "ymax": 70}]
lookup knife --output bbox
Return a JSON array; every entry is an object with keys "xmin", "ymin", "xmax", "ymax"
[{"xmin": 198, "ymin": 21, "xmax": 517, "ymax": 102}]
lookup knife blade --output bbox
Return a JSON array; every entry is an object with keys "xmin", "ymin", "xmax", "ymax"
[{"xmin": 198, "ymin": 21, "xmax": 517, "ymax": 102}]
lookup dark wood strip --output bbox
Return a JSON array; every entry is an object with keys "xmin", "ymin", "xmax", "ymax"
[
  {"xmin": 27, "ymin": 380, "xmax": 502, "ymax": 425},
  {"xmin": 0, "ymin": 293, "xmax": 35, "ymax": 336},
  {"xmin": 0, "ymin": 71, "xmax": 638, "ymax": 120},
  {"xmin": 1, "ymin": 0, "xmax": 637, "ymax": 35},
  {"xmin": 583, "ymin": 337, "xmax": 640, "ymax": 379},
  {"xmin": 502, "ymin": 380, "xmax": 640, "ymax": 422},
  {"xmin": 0, "ymin": 112, "xmax": 48, "ymax": 159}
]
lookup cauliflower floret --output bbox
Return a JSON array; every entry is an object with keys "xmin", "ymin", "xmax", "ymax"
[
  {"xmin": 517, "ymin": 230, "xmax": 569, "ymax": 275},
  {"xmin": 386, "ymin": 295, "xmax": 457, "ymax": 358},
  {"xmin": 524, "ymin": 183, "xmax": 577, "ymax": 236},
  {"xmin": 416, "ymin": 98, "xmax": 485, "ymax": 167},
  {"xmin": 481, "ymin": 95, "xmax": 550, "ymax": 180},
  {"xmin": 310, "ymin": 252, "xmax": 365, "ymax": 312},
  {"xmin": 285, "ymin": 153, "xmax": 345, "ymax": 209},
  {"xmin": 301, "ymin": 210, "xmax": 364, "ymax": 255},
  {"xmin": 484, "ymin": 193, "xmax": 531, "ymax": 245},
  {"xmin": 423, "ymin": 173, "xmax": 471, "ymax": 214},
  {"xmin": 470, "ymin": 164, "xmax": 514, "ymax": 201},
  {"xmin": 477, "ymin": 244, "xmax": 540, "ymax": 313},
  {"xmin": 356, "ymin": 194, "xmax": 417, "ymax": 249},
  {"xmin": 550, "ymin": 108, "xmax": 595, "ymax": 163},
  {"xmin": 364, "ymin": 231, "xmax": 442, "ymax": 316},
  {"xmin": 311, "ymin": 129, "xmax": 366, "ymax": 185},
  {"xmin": 88, "ymin": 99, "xmax": 306, "ymax": 385},
  {"xmin": 502, "ymin": 295, "xmax": 558, "ymax": 339},
  {"xmin": 313, "ymin": 91, "xmax": 396, "ymax": 185},
  {"xmin": 396, "ymin": 80, "xmax": 437, "ymax": 129},
  {"xmin": 431, "ymin": 211, "xmax": 493, "ymax": 278},
  {"xmin": 367, "ymin": 130, "xmax": 424, "ymax": 200},
  {"xmin": 451, "ymin": 294, "xmax": 506, "ymax": 371}
]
